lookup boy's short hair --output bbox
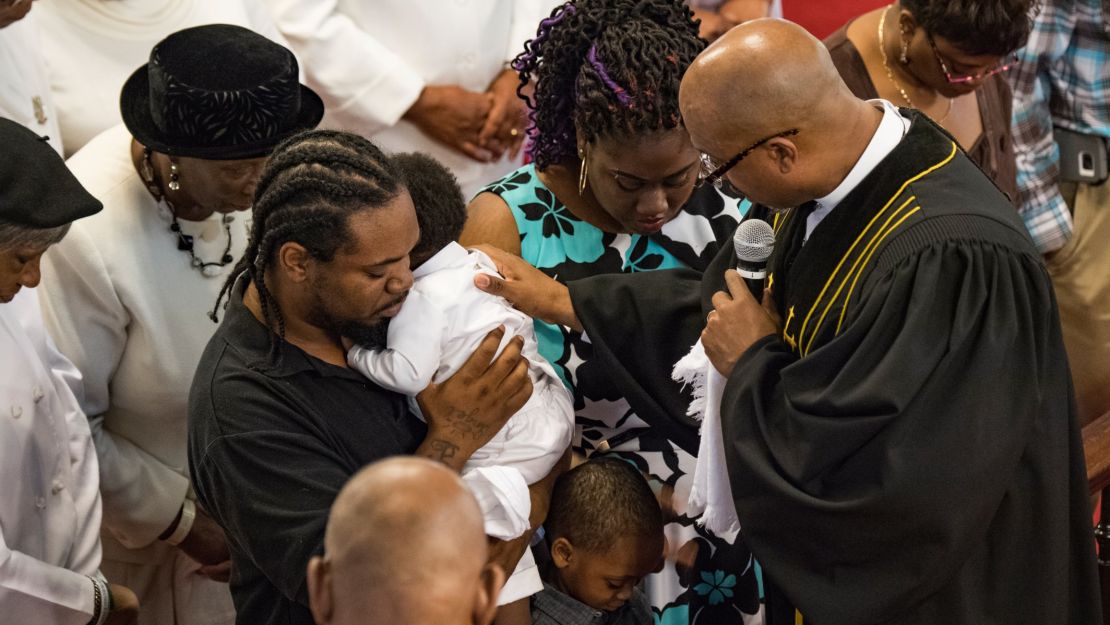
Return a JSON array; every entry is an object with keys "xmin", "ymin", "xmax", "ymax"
[
  {"xmin": 391, "ymin": 152, "xmax": 468, "ymax": 260},
  {"xmin": 545, "ymin": 457, "xmax": 664, "ymax": 553}
]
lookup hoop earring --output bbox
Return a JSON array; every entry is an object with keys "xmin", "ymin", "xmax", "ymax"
[
  {"xmin": 168, "ymin": 161, "xmax": 181, "ymax": 192},
  {"xmin": 578, "ymin": 147, "xmax": 589, "ymax": 195}
]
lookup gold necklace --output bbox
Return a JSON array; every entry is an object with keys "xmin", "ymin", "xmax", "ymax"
[{"xmin": 878, "ymin": 4, "xmax": 953, "ymax": 123}]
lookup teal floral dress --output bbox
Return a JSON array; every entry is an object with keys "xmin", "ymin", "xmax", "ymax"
[{"xmin": 481, "ymin": 164, "xmax": 763, "ymax": 625}]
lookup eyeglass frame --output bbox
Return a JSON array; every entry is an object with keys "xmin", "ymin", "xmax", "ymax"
[
  {"xmin": 926, "ymin": 34, "xmax": 1017, "ymax": 85},
  {"xmin": 698, "ymin": 128, "xmax": 800, "ymax": 191}
]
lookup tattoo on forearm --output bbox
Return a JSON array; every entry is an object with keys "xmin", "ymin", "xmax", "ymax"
[{"xmin": 424, "ymin": 439, "xmax": 459, "ymax": 463}]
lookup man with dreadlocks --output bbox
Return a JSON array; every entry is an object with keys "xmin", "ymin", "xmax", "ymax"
[
  {"xmin": 461, "ymin": 1, "xmax": 759, "ymax": 623},
  {"xmin": 188, "ymin": 130, "xmax": 538, "ymax": 625}
]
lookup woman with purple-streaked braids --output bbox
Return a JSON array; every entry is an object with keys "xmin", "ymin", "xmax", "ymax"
[{"xmin": 462, "ymin": 2, "xmax": 760, "ymax": 623}]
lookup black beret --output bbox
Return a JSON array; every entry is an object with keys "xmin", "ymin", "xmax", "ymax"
[{"xmin": 0, "ymin": 118, "xmax": 102, "ymax": 228}]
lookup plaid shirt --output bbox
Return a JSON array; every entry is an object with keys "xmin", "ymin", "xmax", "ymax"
[
  {"xmin": 1008, "ymin": 0, "xmax": 1110, "ymax": 253},
  {"xmin": 531, "ymin": 584, "xmax": 653, "ymax": 625}
]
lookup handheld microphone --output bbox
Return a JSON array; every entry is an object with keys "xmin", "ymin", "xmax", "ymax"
[{"xmin": 732, "ymin": 219, "xmax": 775, "ymax": 300}]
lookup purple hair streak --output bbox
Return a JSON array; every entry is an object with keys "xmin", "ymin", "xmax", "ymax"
[
  {"xmin": 586, "ymin": 43, "xmax": 633, "ymax": 107},
  {"xmin": 513, "ymin": 3, "xmax": 576, "ymax": 73}
]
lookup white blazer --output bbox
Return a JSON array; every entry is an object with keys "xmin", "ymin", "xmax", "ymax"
[
  {"xmin": 263, "ymin": 0, "xmax": 556, "ymax": 197},
  {"xmin": 0, "ymin": 288, "xmax": 103, "ymax": 625},
  {"xmin": 0, "ymin": 11, "xmax": 64, "ymax": 154}
]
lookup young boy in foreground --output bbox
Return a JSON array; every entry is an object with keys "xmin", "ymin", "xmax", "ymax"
[{"xmin": 534, "ymin": 458, "xmax": 665, "ymax": 625}]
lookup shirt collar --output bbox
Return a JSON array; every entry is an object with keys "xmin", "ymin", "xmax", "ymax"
[
  {"xmin": 413, "ymin": 241, "xmax": 469, "ymax": 279},
  {"xmin": 812, "ymin": 99, "xmax": 910, "ymax": 217}
]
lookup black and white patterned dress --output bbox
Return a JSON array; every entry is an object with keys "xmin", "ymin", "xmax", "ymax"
[{"xmin": 481, "ymin": 164, "xmax": 763, "ymax": 625}]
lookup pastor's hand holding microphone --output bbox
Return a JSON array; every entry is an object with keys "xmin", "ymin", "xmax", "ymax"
[{"xmin": 702, "ymin": 219, "xmax": 782, "ymax": 377}]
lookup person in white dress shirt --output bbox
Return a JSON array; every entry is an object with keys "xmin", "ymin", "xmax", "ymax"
[
  {"xmin": 35, "ymin": 0, "xmax": 292, "ymax": 156},
  {"xmin": 262, "ymin": 0, "xmax": 554, "ymax": 198},
  {"xmin": 37, "ymin": 26, "xmax": 323, "ymax": 625},
  {"xmin": 0, "ymin": 0, "xmax": 63, "ymax": 153},
  {"xmin": 346, "ymin": 153, "xmax": 573, "ymax": 614},
  {"xmin": 0, "ymin": 118, "xmax": 139, "ymax": 625}
]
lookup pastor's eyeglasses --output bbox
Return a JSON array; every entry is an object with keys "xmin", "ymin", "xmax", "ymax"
[{"xmin": 698, "ymin": 129, "xmax": 800, "ymax": 192}]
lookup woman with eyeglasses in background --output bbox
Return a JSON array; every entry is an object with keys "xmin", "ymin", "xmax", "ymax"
[{"xmin": 824, "ymin": 0, "xmax": 1036, "ymax": 205}]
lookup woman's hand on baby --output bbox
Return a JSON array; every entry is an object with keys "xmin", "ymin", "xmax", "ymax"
[
  {"xmin": 470, "ymin": 244, "xmax": 583, "ymax": 332},
  {"xmin": 414, "ymin": 326, "xmax": 532, "ymax": 471}
]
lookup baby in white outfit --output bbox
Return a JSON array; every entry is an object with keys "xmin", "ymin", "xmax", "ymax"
[{"xmin": 347, "ymin": 153, "xmax": 574, "ymax": 604}]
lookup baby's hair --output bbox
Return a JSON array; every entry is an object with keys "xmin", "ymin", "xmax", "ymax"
[
  {"xmin": 545, "ymin": 457, "xmax": 664, "ymax": 553},
  {"xmin": 391, "ymin": 152, "xmax": 467, "ymax": 262}
]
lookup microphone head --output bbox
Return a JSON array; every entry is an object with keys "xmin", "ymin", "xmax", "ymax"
[{"xmin": 733, "ymin": 219, "xmax": 775, "ymax": 264}]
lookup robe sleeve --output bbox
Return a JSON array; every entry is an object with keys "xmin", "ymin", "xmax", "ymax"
[
  {"xmin": 568, "ymin": 266, "xmax": 709, "ymax": 455},
  {"xmin": 719, "ymin": 238, "xmax": 1063, "ymax": 624}
]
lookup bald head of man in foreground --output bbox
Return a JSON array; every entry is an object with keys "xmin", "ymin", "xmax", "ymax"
[
  {"xmin": 307, "ymin": 457, "xmax": 504, "ymax": 625},
  {"xmin": 680, "ymin": 18, "xmax": 883, "ymax": 210}
]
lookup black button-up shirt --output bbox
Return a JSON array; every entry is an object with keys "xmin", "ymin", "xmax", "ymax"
[{"xmin": 188, "ymin": 283, "xmax": 427, "ymax": 625}]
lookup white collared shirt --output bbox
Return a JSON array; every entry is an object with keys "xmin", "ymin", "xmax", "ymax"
[
  {"xmin": 805, "ymin": 99, "xmax": 912, "ymax": 242},
  {"xmin": 0, "ymin": 288, "xmax": 103, "ymax": 625}
]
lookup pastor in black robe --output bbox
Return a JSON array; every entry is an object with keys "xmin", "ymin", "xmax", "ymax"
[{"xmin": 566, "ymin": 111, "xmax": 1100, "ymax": 625}]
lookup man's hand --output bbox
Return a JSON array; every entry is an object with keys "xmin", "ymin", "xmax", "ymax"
[
  {"xmin": 471, "ymin": 245, "xmax": 582, "ymax": 332},
  {"xmin": 0, "ymin": 0, "xmax": 33, "ymax": 29},
  {"xmin": 105, "ymin": 583, "xmax": 139, "ymax": 625},
  {"xmin": 702, "ymin": 270, "xmax": 779, "ymax": 377},
  {"xmin": 479, "ymin": 70, "xmax": 529, "ymax": 160},
  {"xmin": 415, "ymin": 327, "xmax": 532, "ymax": 471},
  {"xmin": 178, "ymin": 505, "xmax": 231, "ymax": 581},
  {"xmin": 404, "ymin": 85, "xmax": 496, "ymax": 163}
]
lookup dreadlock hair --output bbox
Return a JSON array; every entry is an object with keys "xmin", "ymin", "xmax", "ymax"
[
  {"xmin": 211, "ymin": 129, "xmax": 405, "ymax": 360},
  {"xmin": 545, "ymin": 457, "xmax": 664, "ymax": 554},
  {"xmin": 391, "ymin": 152, "xmax": 467, "ymax": 265},
  {"xmin": 513, "ymin": 0, "xmax": 705, "ymax": 171},
  {"xmin": 900, "ymin": 0, "xmax": 1037, "ymax": 57}
]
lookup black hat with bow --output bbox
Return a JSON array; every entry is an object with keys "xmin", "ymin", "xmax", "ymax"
[{"xmin": 120, "ymin": 24, "xmax": 325, "ymax": 160}]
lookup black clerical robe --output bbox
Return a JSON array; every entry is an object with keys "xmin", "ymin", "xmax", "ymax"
[{"xmin": 567, "ymin": 113, "xmax": 1100, "ymax": 624}]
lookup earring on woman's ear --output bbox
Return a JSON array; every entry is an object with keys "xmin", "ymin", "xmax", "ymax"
[
  {"xmin": 578, "ymin": 146, "xmax": 589, "ymax": 195},
  {"xmin": 899, "ymin": 34, "xmax": 910, "ymax": 64}
]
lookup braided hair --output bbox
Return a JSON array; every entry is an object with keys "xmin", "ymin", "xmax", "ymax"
[
  {"xmin": 211, "ymin": 129, "xmax": 405, "ymax": 360},
  {"xmin": 514, "ymin": 0, "xmax": 705, "ymax": 171}
]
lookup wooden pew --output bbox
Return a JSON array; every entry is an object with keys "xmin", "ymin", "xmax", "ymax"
[{"xmin": 1083, "ymin": 409, "xmax": 1110, "ymax": 623}]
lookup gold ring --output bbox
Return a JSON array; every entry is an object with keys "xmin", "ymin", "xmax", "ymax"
[{"xmin": 509, "ymin": 128, "xmax": 520, "ymax": 137}]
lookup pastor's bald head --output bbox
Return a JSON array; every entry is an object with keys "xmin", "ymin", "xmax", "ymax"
[
  {"xmin": 679, "ymin": 19, "xmax": 880, "ymax": 208},
  {"xmin": 307, "ymin": 457, "xmax": 501, "ymax": 625},
  {"xmin": 681, "ymin": 19, "xmax": 852, "ymax": 154}
]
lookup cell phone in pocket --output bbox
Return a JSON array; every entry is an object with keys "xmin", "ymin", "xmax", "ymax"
[{"xmin": 1055, "ymin": 126, "xmax": 1108, "ymax": 184}]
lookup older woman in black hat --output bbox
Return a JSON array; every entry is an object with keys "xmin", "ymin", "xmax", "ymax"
[{"xmin": 37, "ymin": 24, "xmax": 323, "ymax": 625}]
